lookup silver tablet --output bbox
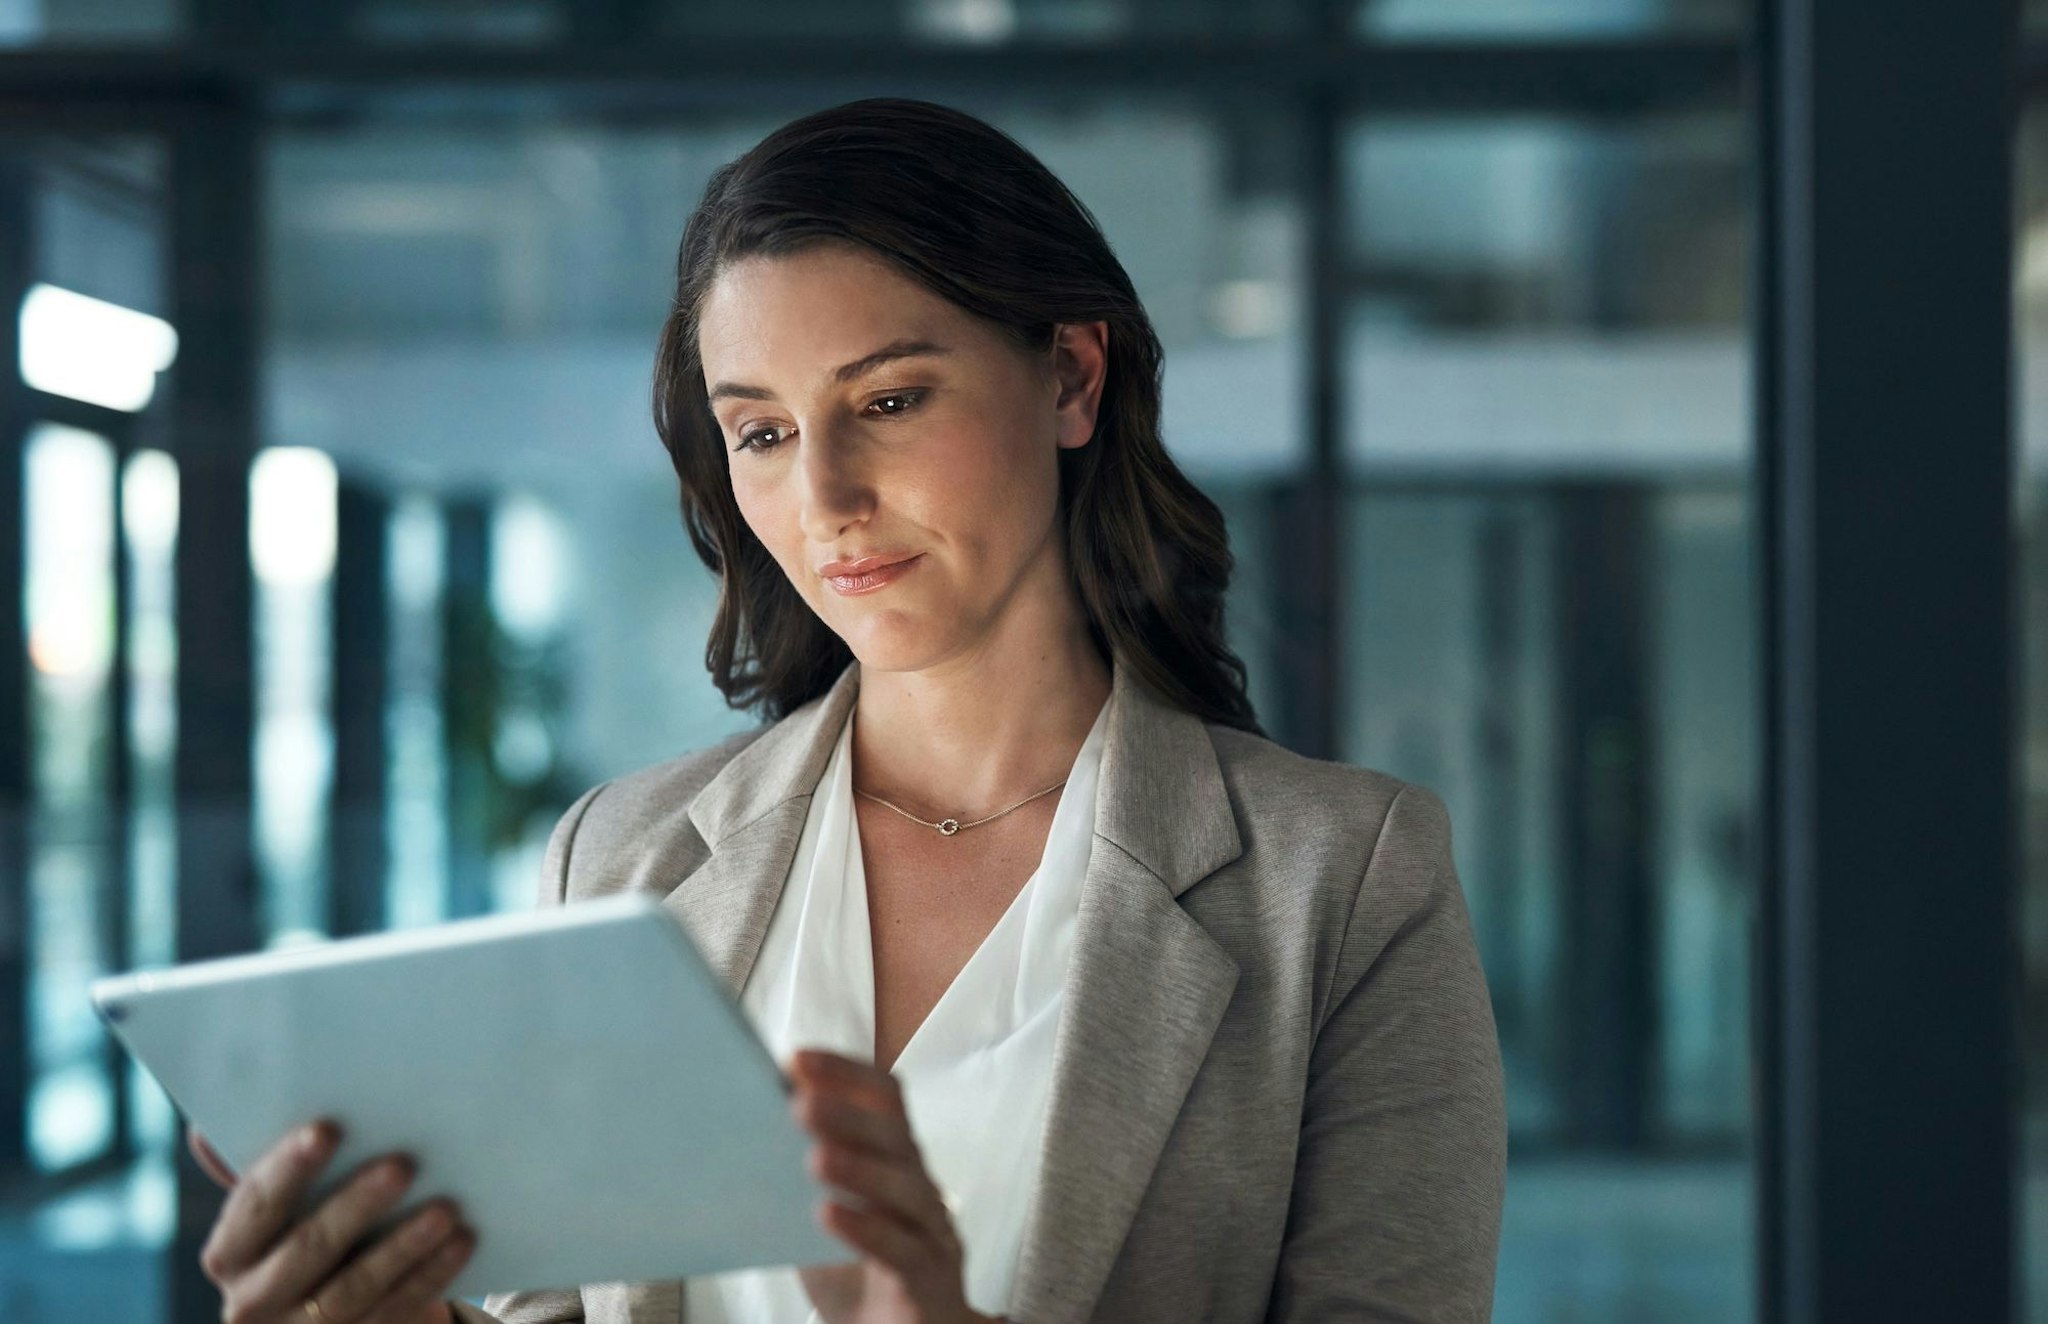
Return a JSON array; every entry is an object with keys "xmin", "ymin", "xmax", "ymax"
[{"xmin": 89, "ymin": 891, "xmax": 843, "ymax": 1299}]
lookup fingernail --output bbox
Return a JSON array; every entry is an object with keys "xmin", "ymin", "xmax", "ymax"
[{"xmin": 299, "ymin": 1122, "xmax": 333, "ymax": 1155}]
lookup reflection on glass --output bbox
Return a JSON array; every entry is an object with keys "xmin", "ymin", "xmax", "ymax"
[
  {"xmin": 353, "ymin": 0, "xmax": 563, "ymax": 43},
  {"xmin": 387, "ymin": 495, "xmax": 450, "ymax": 930},
  {"xmin": 1653, "ymin": 488, "xmax": 1752, "ymax": 1141},
  {"xmin": 1342, "ymin": 111, "xmax": 1751, "ymax": 1323},
  {"xmin": 1356, "ymin": 0, "xmax": 1741, "ymax": 37},
  {"xmin": 1346, "ymin": 491, "xmax": 1562, "ymax": 1122},
  {"xmin": 266, "ymin": 105, "xmax": 1306, "ymax": 910},
  {"xmin": 487, "ymin": 495, "xmax": 572, "ymax": 914},
  {"xmin": 2014, "ymin": 103, "xmax": 2048, "ymax": 1324},
  {"xmin": 250, "ymin": 447, "xmax": 338, "ymax": 946},
  {"xmin": 1201, "ymin": 482, "xmax": 1283, "ymax": 736},
  {"xmin": 118, "ymin": 449, "xmax": 180, "ymax": 1159},
  {"xmin": 653, "ymin": 0, "xmax": 1307, "ymax": 41},
  {"xmin": 23, "ymin": 423, "xmax": 118, "ymax": 1173},
  {"xmin": 0, "ymin": 0, "xmax": 175, "ymax": 44}
]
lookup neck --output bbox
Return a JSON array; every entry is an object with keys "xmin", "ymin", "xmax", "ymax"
[{"xmin": 849, "ymin": 588, "xmax": 1112, "ymax": 821}]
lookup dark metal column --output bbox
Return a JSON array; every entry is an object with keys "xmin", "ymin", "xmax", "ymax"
[
  {"xmin": 0, "ymin": 154, "xmax": 33, "ymax": 1180},
  {"xmin": 165, "ymin": 100, "xmax": 263, "ymax": 1324},
  {"xmin": 567, "ymin": 0, "xmax": 658, "ymax": 43},
  {"xmin": 103, "ymin": 431, "xmax": 137, "ymax": 1163},
  {"xmin": 1758, "ymin": 1, "xmax": 2018, "ymax": 1319},
  {"xmin": 1269, "ymin": 83, "xmax": 1343, "ymax": 761},
  {"xmin": 1475, "ymin": 505, "xmax": 1530, "ymax": 1045},
  {"xmin": 329, "ymin": 480, "xmax": 390, "ymax": 937},
  {"xmin": 1554, "ymin": 483, "xmax": 1657, "ymax": 1149},
  {"xmin": 442, "ymin": 497, "xmax": 495, "ymax": 920}
]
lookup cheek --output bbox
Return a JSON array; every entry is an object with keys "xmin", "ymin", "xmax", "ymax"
[
  {"xmin": 921, "ymin": 407, "xmax": 1052, "ymax": 506},
  {"xmin": 945, "ymin": 427, "xmax": 1058, "ymax": 543},
  {"xmin": 728, "ymin": 470, "xmax": 767, "ymax": 532},
  {"xmin": 930, "ymin": 488, "xmax": 1042, "ymax": 588},
  {"xmin": 729, "ymin": 471, "xmax": 800, "ymax": 567}
]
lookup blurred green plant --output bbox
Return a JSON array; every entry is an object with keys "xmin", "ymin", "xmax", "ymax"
[{"xmin": 440, "ymin": 595, "xmax": 583, "ymax": 855}]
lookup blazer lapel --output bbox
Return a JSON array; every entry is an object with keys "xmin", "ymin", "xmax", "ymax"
[
  {"xmin": 1007, "ymin": 665, "xmax": 1244, "ymax": 1324},
  {"xmin": 661, "ymin": 663, "xmax": 860, "ymax": 995},
  {"xmin": 654, "ymin": 658, "xmax": 1242, "ymax": 1324}
]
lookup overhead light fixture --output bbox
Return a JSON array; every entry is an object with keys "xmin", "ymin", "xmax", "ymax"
[
  {"xmin": 18, "ymin": 282, "xmax": 178, "ymax": 413},
  {"xmin": 250, "ymin": 447, "xmax": 339, "ymax": 588}
]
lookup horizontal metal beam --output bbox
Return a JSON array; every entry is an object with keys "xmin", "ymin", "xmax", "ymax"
[
  {"xmin": 21, "ymin": 388, "xmax": 142, "ymax": 441},
  {"xmin": 0, "ymin": 37, "xmax": 1740, "ymax": 126}
]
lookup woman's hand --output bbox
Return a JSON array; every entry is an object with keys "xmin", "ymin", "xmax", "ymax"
[
  {"xmin": 789, "ymin": 1050, "xmax": 999, "ymax": 1324},
  {"xmin": 186, "ymin": 1120, "xmax": 475, "ymax": 1324}
]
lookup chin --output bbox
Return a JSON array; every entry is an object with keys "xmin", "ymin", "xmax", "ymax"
[{"xmin": 829, "ymin": 611, "xmax": 969, "ymax": 678}]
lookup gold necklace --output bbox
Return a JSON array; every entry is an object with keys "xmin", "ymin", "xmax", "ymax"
[{"xmin": 855, "ymin": 779, "xmax": 1067, "ymax": 836}]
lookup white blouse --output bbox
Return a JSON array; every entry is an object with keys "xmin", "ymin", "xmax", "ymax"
[{"xmin": 682, "ymin": 694, "xmax": 1111, "ymax": 1323}]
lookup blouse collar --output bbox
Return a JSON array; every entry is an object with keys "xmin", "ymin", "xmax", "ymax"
[{"xmin": 686, "ymin": 655, "xmax": 1241, "ymax": 897}]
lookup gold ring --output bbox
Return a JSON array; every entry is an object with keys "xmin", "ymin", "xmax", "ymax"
[{"xmin": 302, "ymin": 1300, "xmax": 330, "ymax": 1322}]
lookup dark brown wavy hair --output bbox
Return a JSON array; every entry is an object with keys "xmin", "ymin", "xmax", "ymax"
[{"xmin": 652, "ymin": 96, "xmax": 1260, "ymax": 734}]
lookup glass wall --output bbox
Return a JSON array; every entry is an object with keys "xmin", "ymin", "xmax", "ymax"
[
  {"xmin": 0, "ymin": 0, "xmax": 174, "ymax": 44},
  {"xmin": 3, "ymin": 2, "xmax": 1911, "ymax": 1319},
  {"xmin": 0, "ymin": 0, "xmax": 1753, "ymax": 47},
  {"xmin": 2, "ymin": 132, "xmax": 174, "ymax": 1319},
  {"xmin": 264, "ymin": 97, "xmax": 1310, "ymax": 882},
  {"xmin": 1341, "ymin": 111, "xmax": 1753, "ymax": 1320},
  {"xmin": 1355, "ymin": 0, "xmax": 1742, "ymax": 37},
  {"xmin": 2, "ymin": 2, "xmax": 2036, "ymax": 1320}
]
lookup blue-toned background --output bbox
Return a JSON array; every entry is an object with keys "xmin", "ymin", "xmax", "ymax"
[{"xmin": 0, "ymin": 0, "xmax": 2038, "ymax": 1320}]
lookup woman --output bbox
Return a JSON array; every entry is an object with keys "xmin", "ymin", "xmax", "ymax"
[{"xmin": 189, "ymin": 97, "xmax": 1506, "ymax": 1324}]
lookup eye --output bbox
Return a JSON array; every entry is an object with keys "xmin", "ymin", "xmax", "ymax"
[
  {"xmin": 730, "ymin": 390, "xmax": 926, "ymax": 455},
  {"xmin": 865, "ymin": 389, "xmax": 928, "ymax": 418},
  {"xmin": 735, "ymin": 424, "xmax": 786, "ymax": 453}
]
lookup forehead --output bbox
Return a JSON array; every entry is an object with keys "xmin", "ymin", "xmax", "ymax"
[{"xmin": 696, "ymin": 246, "xmax": 971, "ymax": 385}]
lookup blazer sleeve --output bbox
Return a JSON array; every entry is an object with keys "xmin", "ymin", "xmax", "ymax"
[
  {"xmin": 1267, "ymin": 783, "xmax": 1508, "ymax": 1323},
  {"xmin": 446, "ymin": 782, "xmax": 610, "ymax": 1324}
]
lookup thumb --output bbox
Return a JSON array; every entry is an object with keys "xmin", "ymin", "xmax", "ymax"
[{"xmin": 184, "ymin": 1125, "xmax": 237, "ymax": 1189}]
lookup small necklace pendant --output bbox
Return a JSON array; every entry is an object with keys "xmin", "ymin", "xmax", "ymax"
[{"xmin": 937, "ymin": 819, "xmax": 961, "ymax": 836}]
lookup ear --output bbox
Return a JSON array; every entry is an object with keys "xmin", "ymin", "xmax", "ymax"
[{"xmin": 1049, "ymin": 320, "xmax": 1110, "ymax": 451}]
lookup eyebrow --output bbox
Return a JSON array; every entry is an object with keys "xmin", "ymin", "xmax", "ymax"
[{"xmin": 706, "ymin": 338, "xmax": 952, "ymax": 405}]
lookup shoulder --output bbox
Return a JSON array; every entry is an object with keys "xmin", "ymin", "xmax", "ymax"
[
  {"xmin": 1195, "ymin": 723, "xmax": 1461, "ymax": 1005},
  {"xmin": 537, "ymin": 724, "xmax": 771, "ymax": 903},
  {"xmin": 580, "ymin": 724, "xmax": 770, "ymax": 834},
  {"xmin": 1204, "ymin": 722, "xmax": 1453, "ymax": 881}
]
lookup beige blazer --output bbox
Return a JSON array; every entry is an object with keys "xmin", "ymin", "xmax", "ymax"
[{"xmin": 454, "ymin": 661, "xmax": 1506, "ymax": 1324}]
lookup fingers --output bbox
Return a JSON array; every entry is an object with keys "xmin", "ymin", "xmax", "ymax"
[
  {"xmin": 186, "ymin": 1126, "xmax": 238, "ymax": 1189},
  {"xmin": 359, "ymin": 1221, "xmax": 477, "ymax": 1324},
  {"xmin": 200, "ymin": 1120, "xmax": 340, "ymax": 1284},
  {"xmin": 789, "ymin": 1051, "xmax": 973, "ymax": 1314},
  {"xmin": 789, "ymin": 1050, "xmax": 906, "ymax": 1117},
  {"xmin": 807, "ymin": 1142, "xmax": 955, "ymax": 1248},
  {"xmin": 792, "ymin": 1086, "xmax": 918, "ymax": 1163},
  {"xmin": 312, "ymin": 1198, "xmax": 472, "ymax": 1324},
  {"xmin": 819, "ymin": 1199, "xmax": 952, "ymax": 1285},
  {"xmin": 232, "ymin": 1153, "xmax": 422, "ymax": 1313}
]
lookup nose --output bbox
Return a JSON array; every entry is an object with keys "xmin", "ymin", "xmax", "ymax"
[{"xmin": 794, "ymin": 426, "xmax": 875, "ymax": 544}]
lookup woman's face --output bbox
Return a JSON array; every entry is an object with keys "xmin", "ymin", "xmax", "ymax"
[{"xmin": 696, "ymin": 243, "xmax": 1106, "ymax": 675}]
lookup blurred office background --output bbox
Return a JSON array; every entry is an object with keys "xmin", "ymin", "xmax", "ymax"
[{"xmin": 0, "ymin": 1, "xmax": 2031, "ymax": 1321}]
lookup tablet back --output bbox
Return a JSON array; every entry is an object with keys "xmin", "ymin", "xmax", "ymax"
[{"xmin": 90, "ymin": 892, "xmax": 842, "ymax": 1298}]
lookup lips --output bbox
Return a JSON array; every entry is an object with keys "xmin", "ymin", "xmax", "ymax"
[
  {"xmin": 819, "ymin": 552, "xmax": 924, "ymax": 596},
  {"xmin": 817, "ymin": 552, "xmax": 920, "ymax": 578}
]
